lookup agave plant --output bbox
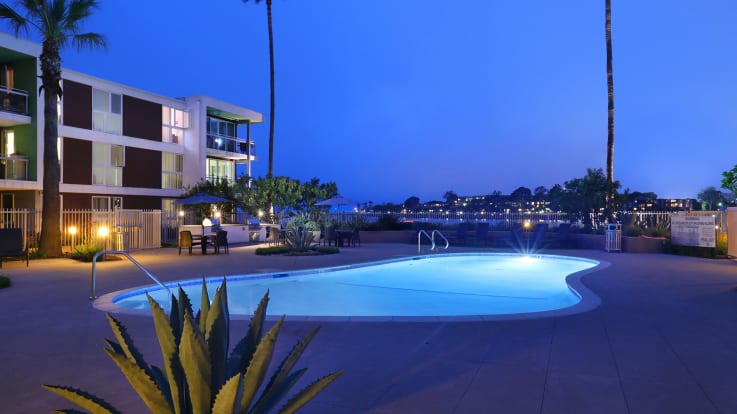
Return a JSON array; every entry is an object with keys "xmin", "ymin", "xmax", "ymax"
[
  {"xmin": 285, "ymin": 228, "xmax": 315, "ymax": 252},
  {"xmin": 44, "ymin": 280, "xmax": 343, "ymax": 413}
]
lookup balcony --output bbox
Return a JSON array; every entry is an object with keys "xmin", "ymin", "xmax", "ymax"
[
  {"xmin": 206, "ymin": 134, "xmax": 256, "ymax": 158},
  {"xmin": 0, "ymin": 88, "xmax": 31, "ymax": 127},
  {"xmin": 0, "ymin": 154, "xmax": 28, "ymax": 180}
]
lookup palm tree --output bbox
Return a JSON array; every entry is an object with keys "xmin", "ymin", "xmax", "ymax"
[
  {"xmin": 605, "ymin": 0, "xmax": 615, "ymax": 209},
  {"xmin": 0, "ymin": 0, "xmax": 106, "ymax": 257},
  {"xmin": 243, "ymin": 0, "xmax": 276, "ymax": 179}
]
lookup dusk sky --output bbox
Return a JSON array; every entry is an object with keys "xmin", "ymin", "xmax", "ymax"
[{"xmin": 51, "ymin": 0, "xmax": 737, "ymax": 204}]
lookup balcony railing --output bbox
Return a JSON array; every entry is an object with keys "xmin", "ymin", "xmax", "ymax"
[
  {"xmin": 0, "ymin": 87, "xmax": 29, "ymax": 115},
  {"xmin": 206, "ymin": 134, "xmax": 255, "ymax": 156},
  {"xmin": 0, "ymin": 154, "xmax": 28, "ymax": 180}
]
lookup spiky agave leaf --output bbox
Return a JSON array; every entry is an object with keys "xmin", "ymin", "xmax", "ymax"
[
  {"xmin": 205, "ymin": 279, "xmax": 230, "ymax": 397},
  {"xmin": 238, "ymin": 316, "xmax": 285, "ymax": 412},
  {"xmin": 147, "ymin": 294, "xmax": 184, "ymax": 414},
  {"xmin": 276, "ymin": 371, "xmax": 345, "ymax": 414},
  {"xmin": 198, "ymin": 277, "xmax": 210, "ymax": 334},
  {"xmin": 227, "ymin": 290, "xmax": 269, "ymax": 377},
  {"xmin": 168, "ymin": 294, "xmax": 181, "ymax": 344},
  {"xmin": 179, "ymin": 311, "xmax": 212, "ymax": 414},
  {"xmin": 250, "ymin": 369, "xmax": 306, "ymax": 414},
  {"xmin": 42, "ymin": 385, "xmax": 121, "ymax": 414},
  {"xmin": 177, "ymin": 286, "xmax": 194, "ymax": 336},
  {"xmin": 250, "ymin": 327, "xmax": 321, "ymax": 413},
  {"xmin": 104, "ymin": 313, "xmax": 150, "ymax": 372},
  {"xmin": 102, "ymin": 349, "xmax": 172, "ymax": 413},
  {"xmin": 53, "ymin": 409, "xmax": 88, "ymax": 414},
  {"xmin": 211, "ymin": 374, "xmax": 243, "ymax": 414}
]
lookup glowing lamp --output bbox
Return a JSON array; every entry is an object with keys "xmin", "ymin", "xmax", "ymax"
[
  {"xmin": 68, "ymin": 226, "xmax": 77, "ymax": 235},
  {"xmin": 98, "ymin": 226, "xmax": 109, "ymax": 238}
]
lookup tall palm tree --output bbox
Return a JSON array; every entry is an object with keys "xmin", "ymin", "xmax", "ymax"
[
  {"xmin": 243, "ymin": 0, "xmax": 275, "ymax": 178},
  {"xmin": 0, "ymin": 0, "xmax": 105, "ymax": 257},
  {"xmin": 605, "ymin": 0, "xmax": 615, "ymax": 209}
]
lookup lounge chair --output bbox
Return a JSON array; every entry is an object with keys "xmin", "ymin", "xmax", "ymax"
[{"xmin": 349, "ymin": 228, "xmax": 361, "ymax": 247}]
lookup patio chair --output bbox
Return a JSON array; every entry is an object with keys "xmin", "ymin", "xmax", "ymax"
[
  {"xmin": 322, "ymin": 227, "xmax": 338, "ymax": 247},
  {"xmin": 214, "ymin": 230, "xmax": 229, "ymax": 254},
  {"xmin": 178, "ymin": 230, "xmax": 201, "ymax": 256},
  {"xmin": 266, "ymin": 227, "xmax": 281, "ymax": 246},
  {"xmin": 349, "ymin": 228, "xmax": 361, "ymax": 247}
]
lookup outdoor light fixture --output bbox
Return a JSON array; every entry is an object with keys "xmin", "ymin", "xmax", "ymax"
[
  {"xmin": 178, "ymin": 210, "xmax": 184, "ymax": 217},
  {"xmin": 524, "ymin": 221, "xmax": 531, "ymax": 229},
  {"xmin": 68, "ymin": 226, "xmax": 77, "ymax": 236},
  {"xmin": 202, "ymin": 218, "xmax": 213, "ymax": 227},
  {"xmin": 98, "ymin": 226, "xmax": 109, "ymax": 238},
  {"xmin": 214, "ymin": 211, "xmax": 221, "ymax": 219}
]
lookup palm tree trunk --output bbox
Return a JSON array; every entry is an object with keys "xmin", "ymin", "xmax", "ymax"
[
  {"xmin": 605, "ymin": 0, "xmax": 615, "ymax": 205},
  {"xmin": 266, "ymin": 0, "xmax": 275, "ymax": 179},
  {"xmin": 39, "ymin": 39, "xmax": 62, "ymax": 257}
]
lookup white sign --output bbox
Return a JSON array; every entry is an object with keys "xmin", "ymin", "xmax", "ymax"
[{"xmin": 671, "ymin": 215, "xmax": 716, "ymax": 248}]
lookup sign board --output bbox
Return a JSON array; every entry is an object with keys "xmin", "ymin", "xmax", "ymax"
[{"xmin": 671, "ymin": 215, "xmax": 715, "ymax": 248}]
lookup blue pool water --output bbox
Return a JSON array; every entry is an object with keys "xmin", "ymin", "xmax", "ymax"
[{"xmin": 110, "ymin": 253, "xmax": 601, "ymax": 319}]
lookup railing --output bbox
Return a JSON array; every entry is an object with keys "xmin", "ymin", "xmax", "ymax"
[
  {"xmin": 0, "ymin": 87, "xmax": 29, "ymax": 115},
  {"xmin": 417, "ymin": 229, "xmax": 449, "ymax": 252},
  {"xmin": 90, "ymin": 250, "xmax": 172, "ymax": 299},
  {"xmin": 0, "ymin": 154, "xmax": 28, "ymax": 180},
  {"xmin": 206, "ymin": 133, "xmax": 255, "ymax": 156}
]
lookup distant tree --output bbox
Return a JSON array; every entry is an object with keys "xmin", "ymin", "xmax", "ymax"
[
  {"xmin": 510, "ymin": 186, "xmax": 532, "ymax": 201},
  {"xmin": 559, "ymin": 168, "xmax": 620, "ymax": 229},
  {"xmin": 533, "ymin": 186, "xmax": 548, "ymax": 200},
  {"xmin": 697, "ymin": 186, "xmax": 725, "ymax": 210},
  {"xmin": 299, "ymin": 177, "xmax": 337, "ymax": 212},
  {"xmin": 0, "ymin": 0, "xmax": 106, "ymax": 257},
  {"xmin": 181, "ymin": 178, "xmax": 237, "ymax": 219},
  {"xmin": 721, "ymin": 165, "xmax": 737, "ymax": 203},
  {"xmin": 547, "ymin": 184, "xmax": 565, "ymax": 211},
  {"xmin": 403, "ymin": 196, "xmax": 420, "ymax": 211},
  {"xmin": 443, "ymin": 190, "xmax": 459, "ymax": 204}
]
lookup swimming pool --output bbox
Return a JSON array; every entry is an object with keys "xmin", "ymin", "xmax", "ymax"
[
  {"xmin": 103, "ymin": 253, "xmax": 603, "ymax": 321},
  {"xmin": 106, "ymin": 253, "xmax": 601, "ymax": 320}
]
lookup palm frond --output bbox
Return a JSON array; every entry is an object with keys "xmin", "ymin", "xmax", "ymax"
[
  {"xmin": 72, "ymin": 32, "xmax": 106, "ymax": 51},
  {"xmin": 0, "ymin": 3, "xmax": 29, "ymax": 36}
]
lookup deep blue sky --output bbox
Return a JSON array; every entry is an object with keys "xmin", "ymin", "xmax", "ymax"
[{"xmin": 54, "ymin": 0, "xmax": 737, "ymax": 204}]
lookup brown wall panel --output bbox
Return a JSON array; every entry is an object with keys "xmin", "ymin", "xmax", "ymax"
[
  {"xmin": 63, "ymin": 137, "xmax": 91, "ymax": 185},
  {"xmin": 62, "ymin": 193, "xmax": 91, "ymax": 209},
  {"xmin": 63, "ymin": 79, "xmax": 92, "ymax": 129},
  {"xmin": 123, "ymin": 147, "xmax": 161, "ymax": 189},
  {"xmin": 123, "ymin": 195, "xmax": 161, "ymax": 210},
  {"xmin": 123, "ymin": 95, "xmax": 161, "ymax": 141}
]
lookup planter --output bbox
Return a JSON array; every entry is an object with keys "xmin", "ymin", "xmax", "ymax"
[
  {"xmin": 622, "ymin": 236, "xmax": 665, "ymax": 254},
  {"xmin": 359, "ymin": 230, "xmax": 416, "ymax": 244}
]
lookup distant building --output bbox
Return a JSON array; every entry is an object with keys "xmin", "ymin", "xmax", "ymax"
[{"xmin": 0, "ymin": 31, "xmax": 262, "ymax": 218}]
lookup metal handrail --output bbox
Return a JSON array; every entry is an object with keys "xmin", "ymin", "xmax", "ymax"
[
  {"xmin": 431, "ymin": 230, "xmax": 450, "ymax": 251},
  {"xmin": 417, "ymin": 229, "xmax": 450, "ymax": 253},
  {"xmin": 90, "ymin": 250, "xmax": 172, "ymax": 299},
  {"xmin": 418, "ymin": 230, "xmax": 433, "ymax": 252}
]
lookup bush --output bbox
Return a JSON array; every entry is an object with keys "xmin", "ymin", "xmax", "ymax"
[
  {"xmin": 366, "ymin": 214, "xmax": 413, "ymax": 231},
  {"xmin": 69, "ymin": 244, "xmax": 103, "ymax": 262},
  {"xmin": 255, "ymin": 245, "xmax": 292, "ymax": 255},
  {"xmin": 0, "ymin": 275, "xmax": 11, "ymax": 289}
]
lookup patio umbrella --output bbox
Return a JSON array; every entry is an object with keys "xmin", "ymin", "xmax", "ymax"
[
  {"xmin": 316, "ymin": 194, "xmax": 358, "ymax": 209},
  {"xmin": 316, "ymin": 195, "xmax": 358, "ymax": 223},
  {"xmin": 173, "ymin": 192, "xmax": 230, "ymax": 205}
]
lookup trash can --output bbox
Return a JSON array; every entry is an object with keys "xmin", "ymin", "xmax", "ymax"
[
  {"xmin": 605, "ymin": 223, "xmax": 622, "ymax": 252},
  {"xmin": 112, "ymin": 231, "xmax": 130, "ymax": 251}
]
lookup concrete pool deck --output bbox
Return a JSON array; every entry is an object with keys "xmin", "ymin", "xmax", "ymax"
[{"xmin": 1, "ymin": 243, "xmax": 737, "ymax": 413}]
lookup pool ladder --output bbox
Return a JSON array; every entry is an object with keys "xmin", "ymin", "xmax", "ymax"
[
  {"xmin": 418, "ymin": 230, "xmax": 450, "ymax": 253},
  {"xmin": 90, "ymin": 250, "xmax": 172, "ymax": 300}
]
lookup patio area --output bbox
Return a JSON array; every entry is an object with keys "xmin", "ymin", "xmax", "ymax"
[{"xmin": 1, "ymin": 243, "xmax": 737, "ymax": 413}]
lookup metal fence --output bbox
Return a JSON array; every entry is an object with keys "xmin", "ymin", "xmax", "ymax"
[{"xmin": 0, "ymin": 208, "xmax": 161, "ymax": 251}]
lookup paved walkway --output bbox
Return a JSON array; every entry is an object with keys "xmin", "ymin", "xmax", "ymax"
[{"xmin": 2, "ymin": 243, "xmax": 737, "ymax": 413}]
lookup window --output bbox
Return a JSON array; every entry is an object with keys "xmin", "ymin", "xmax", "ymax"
[
  {"xmin": 162, "ymin": 106, "xmax": 189, "ymax": 144},
  {"xmin": 92, "ymin": 143, "xmax": 124, "ymax": 186},
  {"xmin": 92, "ymin": 88, "xmax": 122, "ymax": 134},
  {"xmin": 162, "ymin": 152, "xmax": 183, "ymax": 189},
  {"xmin": 206, "ymin": 158, "xmax": 234, "ymax": 183},
  {"xmin": 92, "ymin": 196, "xmax": 122, "ymax": 211}
]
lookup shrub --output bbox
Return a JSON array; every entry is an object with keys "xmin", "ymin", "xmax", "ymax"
[
  {"xmin": 255, "ymin": 245, "xmax": 292, "ymax": 255},
  {"xmin": 69, "ymin": 244, "xmax": 103, "ymax": 262},
  {"xmin": 44, "ymin": 280, "xmax": 343, "ymax": 413},
  {"xmin": 0, "ymin": 275, "xmax": 10, "ymax": 289}
]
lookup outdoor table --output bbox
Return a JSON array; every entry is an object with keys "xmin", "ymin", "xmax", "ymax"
[
  {"xmin": 335, "ymin": 229, "xmax": 352, "ymax": 247},
  {"xmin": 193, "ymin": 234, "xmax": 215, "ymax": 254}
]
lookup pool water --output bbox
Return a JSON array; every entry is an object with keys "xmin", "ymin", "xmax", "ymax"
[{"xmin": 111, "ymin": 253, "xmax": 600, "ymax": 319}]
